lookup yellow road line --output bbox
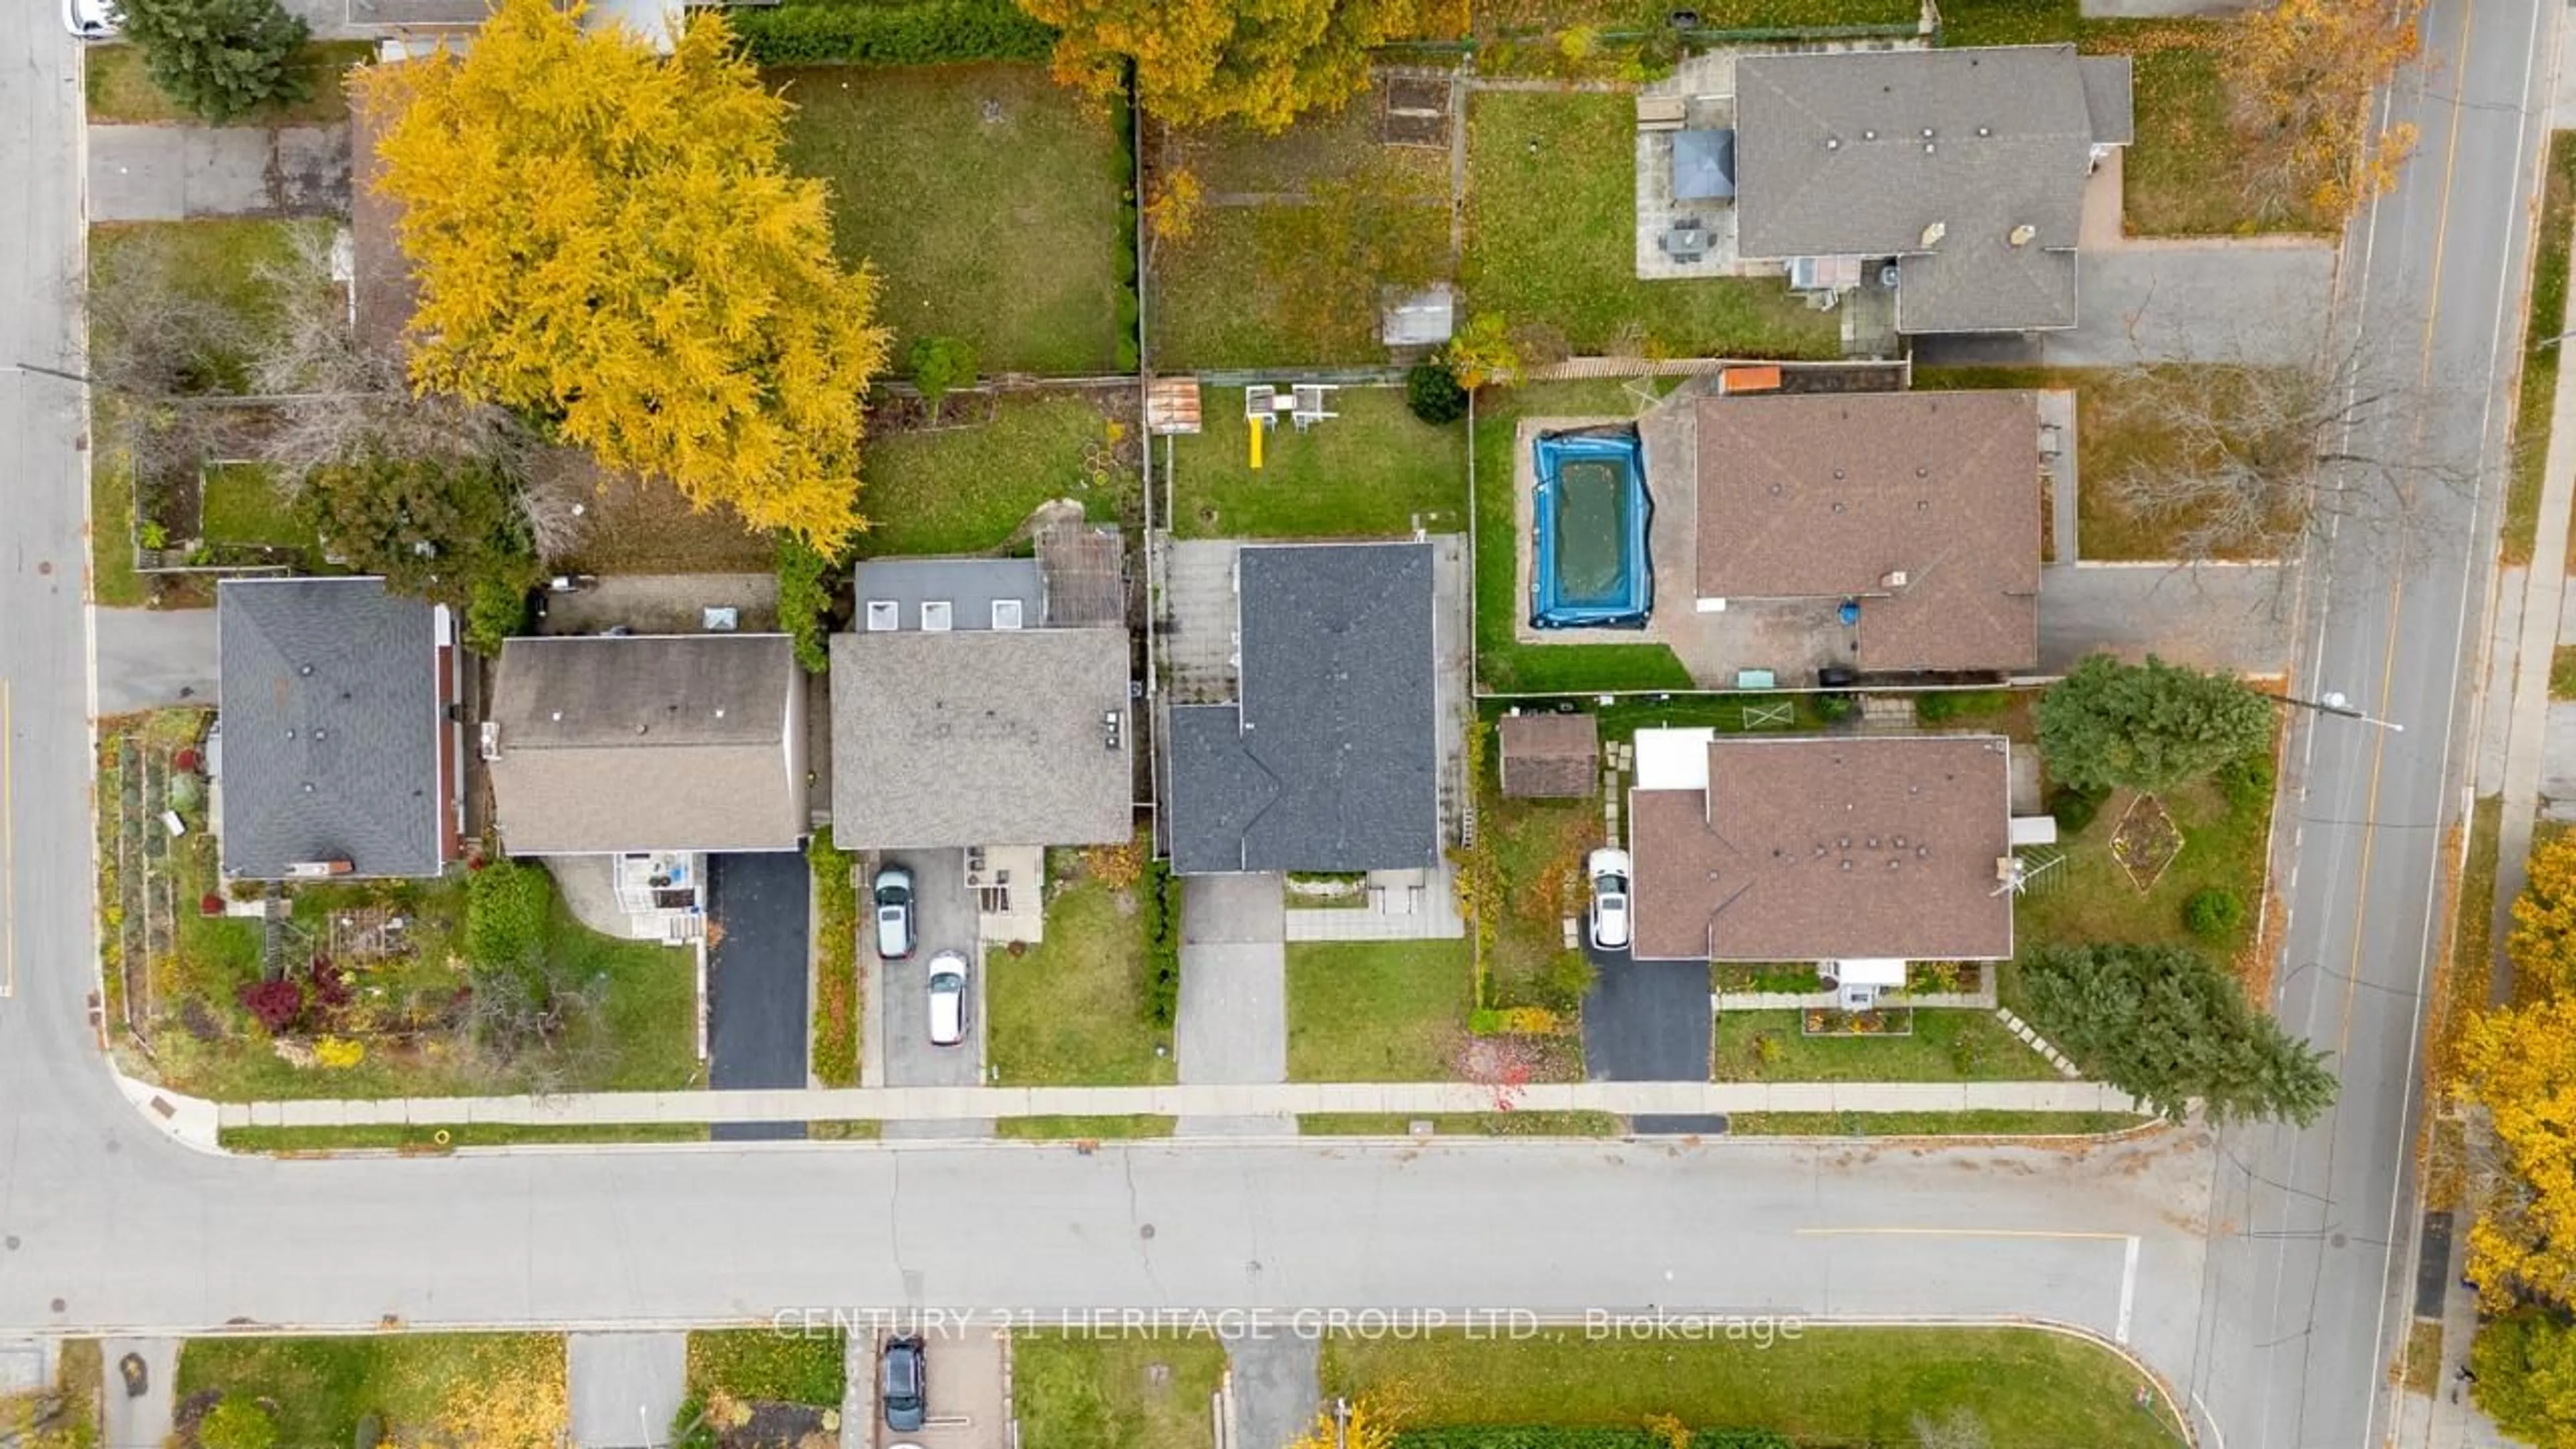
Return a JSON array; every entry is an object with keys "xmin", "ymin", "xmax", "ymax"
[{"xmin": 1793, "ymin": 1228, "xmax": 2135, "ymax": 1242}]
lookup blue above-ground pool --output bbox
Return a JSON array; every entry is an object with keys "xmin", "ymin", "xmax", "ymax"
[{"xmin": 1531, "ymin": 425, "xmax": 1653, "ymax": 629}]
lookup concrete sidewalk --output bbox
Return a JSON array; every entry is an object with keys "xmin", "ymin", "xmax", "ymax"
[{"xmin": 213, "ymin": 1077, "xmax": 2144, "ymax": 1132}]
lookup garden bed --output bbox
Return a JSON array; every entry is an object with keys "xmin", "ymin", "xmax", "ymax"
[{"xmin": 1713, "ymin": 1009, "xmax": 2059, "ymax": 1082}]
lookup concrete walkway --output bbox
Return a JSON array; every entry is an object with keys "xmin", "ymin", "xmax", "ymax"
[
  {"xmin": 99, "ymin": 1339, "xmax": 176, "ymax": 1449},
  {"xmin": 212, "ymin": 1078, "xmax": 2143, "ymax": 1133},
  {"xmin": 88, "ymin": 125, "xmax": 350, "ymax": 222},
  {"xmin": 568, "ymin": 1332, "xmax": 685, "ymax": 1449},
  {"xmin": 95, "ymin": 607, "xmax": 216, "ymax": 714},
  {"xmin": 1225, "ymin": 1331, "xmax": 1321, "ymax": 1449}
]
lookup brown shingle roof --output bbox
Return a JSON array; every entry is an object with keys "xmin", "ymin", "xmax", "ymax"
[
  {"xmin": 1628, "ymin": 735, "xmax": 2014, "ymax": 962},
  {"xmin": 1693, "ymin": 391, "xmax": 2041, "ymax": 674},
  {"xmin": 1499, "ymin": 714, "xmax": 1601, "ymax": 798}
]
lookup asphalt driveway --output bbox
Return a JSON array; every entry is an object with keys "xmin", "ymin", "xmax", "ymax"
[
  {"xmin": 706, "ymin": 850, "xmax": 811, "ymax": 1141},
  {"xmin": 1582, "ymin": 954, "xmax": 1712, "ymax": 1082}
]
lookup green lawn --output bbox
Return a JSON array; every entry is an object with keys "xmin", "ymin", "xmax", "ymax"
[
  {"xmin": 87, "ymin": 40, "xmax": 374, "ymax": 125},
  {"xmin": 855, "ymin": 394, "xmax": 1128, "ymax": 557},
  {"xmin": 1464, "ymin": 92, "xmax": 1840, "ymax": 359},
  {"xmin": 178, "ymin": 1334, "xmax": 566, "ymax": 1449},
  {"xmin": 90, "ymin": 398, "xmax": 147, "ymax": 607},
  {"xmin": 1168, "ymin": 387, "xmax": 1466, "ymax": 538},
  {"xmin": 197, "ymin": 461, "xmax": 310, "ymax": 548},
  {"xmin": 1322, "ymin": 1328, "xmax": 2186, "ymax": 1449},
  {"xmin": 219, "ymin": 1122, "xmax": 711, "ymax": 1152},
  {"xmin": 686, "ymin": 1329, "xmax": 846, "ymax": 1407},
  {"xmin": 1470, "ymin": 382, "xmax": 1693, "ymax": 692},
  {"xmin": 996, "ymin": 1114, "xmax": 1179, "ymax": 1139},
  {"xmin": 1713, "ymin": 1009, "xmax": 2063, "ymax": 1082},
  {"xmin": 1014, "ymin": 1333, "xmax": 1228, "ymax": 1449},
  {"xmin": 1299, "ymin": 1111, "xmax": 1626, "ymax": 1136},
  {"xmin": 2012, "ymin": 765, "xmax": 2274, "ymax": 963},
  {"xmin": 776, "ymin": 64, "xmax": 1130, "ymax": 376},
  {"xmin": 1286, "ymin": 940, "xmax": 1474, "ymax": 1081},
  {"xmin": 988, "ymin": 872, "xmax": 1175, "ymax": 1085},
  {"xmin": 1726, "ymin": 1110, "xmax": 2153, "ymax": 1136},
  {"xmin": 2507, "ymin": 133, "xmax": 2576, "ymax": 568},
  {"xmin": 1479, "ymin": 783, "xmax": 1599, "ymax": 1011}
]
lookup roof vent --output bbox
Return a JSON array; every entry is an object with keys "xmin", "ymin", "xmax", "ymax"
[
  {"xmin": 1882, "ymin": 570, "xmax": 1909, "ymax": 589},
  {"xmin": 2008, "ymin": 223, "xmax": 2037, "ymax": 246},
  {"xmin": 1920, "ymin": 221, "xmax": 1946, "ymax": 248},
  {"xmin": 479, "ymin": 720, "xmax": 502, "ymax": 762},
  {"xmin": 865, "ymin": 600, "xmax": 899, "ymax": 632},
  {"xmin": 991, "ymin": 598, "xmax": 1025, "ymax": 630},
  {"xmin": 921, "ymin": 600, "xmax": 953, "ymax": 632}
]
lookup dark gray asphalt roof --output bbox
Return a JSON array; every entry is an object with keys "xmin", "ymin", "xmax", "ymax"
[
  {"xmin": 1734, "ymin": 45, "xmax": 2129, "ymax": 334},
  {"xmin": 1168, "ymin": 543, "xmax": 1440, "ymax": 874},
  {"xmin": 216, "ymin": 577, "xmax": 443, "ymax": 879}
]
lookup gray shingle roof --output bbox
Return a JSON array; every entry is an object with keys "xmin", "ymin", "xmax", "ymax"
[
  {"xmin": 216, "ymin": 577, "xmax": 444, "ymax": 879},
  {"xmin": 830, "ymin": 627, "xmax": 1133, "ymax": 849},
  {"xmin": 1169, "ymin": 543, "xmax": 1440, "ymax": 874},
  {"xmin": 487, "ymin": 634, "xmax": 805, "ymax": 854},
  {"xmin": 1734, "ymin": 46, "xmax": 2130, "ymax": 334},
  {"xmin": 849, "ymin": 557, "xmax": 1042, "ymax": 633}
]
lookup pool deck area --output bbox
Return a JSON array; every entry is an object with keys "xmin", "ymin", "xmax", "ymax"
[{"xmin": 1512, "ymin": 398, "xmax": 1854, "ymax": 689}]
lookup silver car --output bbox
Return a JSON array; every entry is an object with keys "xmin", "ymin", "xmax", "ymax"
[
  {"xmin": 926, "ymin": 950, "xmax": 969, "ymax": 1048},
  {"xmin": 64, "ymin": 0, "xmax": 119, "ymax": 39},
  {"xmin": 872, "ymin": 865, "xmax": 914, "ymax": 961}
]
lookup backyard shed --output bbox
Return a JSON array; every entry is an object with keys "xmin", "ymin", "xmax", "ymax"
[{"xmin": 1499, "ymin": 713, "xmax": 1601, "ymax": 798}]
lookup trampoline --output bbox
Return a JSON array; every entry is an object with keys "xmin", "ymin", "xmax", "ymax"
[{"xmin": 1531, "ymin": 425, "xmax": 1652, "ymax": 629}]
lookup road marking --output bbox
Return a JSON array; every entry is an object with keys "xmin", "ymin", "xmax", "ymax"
[
  {"xmin": 2117, "ymin": 1233, "xmax": 2141, "ymax": 1346},
  {"xmin": 1792, "ymin": 1227, "xmax": 2133, "ymax": 1241}
]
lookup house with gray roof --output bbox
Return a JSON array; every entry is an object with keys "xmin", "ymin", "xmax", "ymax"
[
  {"xmin": 830, "ymin": 553, "xmax": 1133, "ymax": 849},
  {"xmin": 1733, "ymin": 45, "xmax": 2133, "ymax": 335},
  {"xmin": 214, "ymin": 577, "xmax": 455, "ymax": 881},
  {"xmin": 1168, "ymin": 542, "xmax": 1441, "ymax": 875},
  {"xmin": 484, "ymin": 633, "xmax": 806, "ymax": 855}
]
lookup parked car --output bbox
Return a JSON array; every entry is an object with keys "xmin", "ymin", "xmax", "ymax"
[
  {"xmin": 881, "ymin": 1334, "xmax": 928, "ymax": 1432},
  {"xmin": 1588, "ymin": 847, "xmax": 1632, "ymax": 951},
  {"xmin": 926, "ymin": 950, "xmax": 969, "ymax": 1048},
  {"xmin": 64, "ymin": 0, "xmax": 118, "ymax": 39},
  {"xmin": 873, "ymin": 866, "xmax": 915, "ymax": 961}
]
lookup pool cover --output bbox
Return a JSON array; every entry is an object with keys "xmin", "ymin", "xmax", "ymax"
[{"xmin": 1532, "ymin": 426, "xmax": 1652, "ymax": 629}]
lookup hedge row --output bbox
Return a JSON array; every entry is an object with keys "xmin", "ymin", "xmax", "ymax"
[
  {"xmin": 731, "ymin": 0, "xmax": 1055, "ymax": 67},
  {"xmin": 1143, "ymin": 855, "xmax": 1180, "ymax": 1028},
  {"xmin": 1394, "ymin": 1431, "xmax": 1792, "ymax": 1449}
]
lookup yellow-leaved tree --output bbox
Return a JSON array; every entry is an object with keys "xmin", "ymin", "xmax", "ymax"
[
  {"xmin": 1020, "ymin": 0, "xmax": 1466, "ymax": 131},
  {"xmin": 2458, "ymin": 996, "xmax": 2576, "ymax": 1305},
  {"xmin": 2514, "ymin": 830, "xmax": 2576, "ymax": 998},
  {"xmin": 2222, "ymin": 0, "xmax": 2420, "ymax": 223},
  {"xmin": 354, "ymin": 0, "xmax": 890, "ymax": 551}
]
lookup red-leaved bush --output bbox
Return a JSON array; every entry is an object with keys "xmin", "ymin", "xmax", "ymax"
[{"xmin": 236, "ymin": 978, "xmax": 304, "ymax": 1032}]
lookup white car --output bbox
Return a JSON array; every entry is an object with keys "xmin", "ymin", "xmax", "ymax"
[
  {"xmin": 1587, "ymin": 847, "xmax": 1632, "ymax": 951},
  {"xmin": 925, "ymin": 950, "xmax": 969, "ymax": 1048},
  {"xmin": 64, "ymin": 0, "xmax": 119, "ymax": 40},
  {"xmin": 872, "ymin": 865, "xmax": 915, "ymax": 961}
]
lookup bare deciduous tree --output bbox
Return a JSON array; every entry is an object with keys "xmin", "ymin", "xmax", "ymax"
[{"xmin": 2101, "ymin": 337, "xmax": 2472, "ymax": 566}]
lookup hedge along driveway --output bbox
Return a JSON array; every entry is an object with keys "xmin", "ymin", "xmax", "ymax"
[{"xmin": 776, "ymin": 64, "xmax": 1132, "ymax": 376}]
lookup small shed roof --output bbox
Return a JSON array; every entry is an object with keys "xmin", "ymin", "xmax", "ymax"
[
  {"xmin": 1382, "ymin": 283, "xmax": 1458, "ymax": 347},
  {"xmin": 1673, "ymin": 129, "xmax": 1737, "ymax": 201},
  {"xmin": 1499, "ymin": 714, "xmax": 1601, "ymax": 798}
]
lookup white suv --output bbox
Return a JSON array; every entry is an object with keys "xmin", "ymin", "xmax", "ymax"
[{"xmin": 1588, "ymin": 848, "xmax": 1632, "ymax": 952}]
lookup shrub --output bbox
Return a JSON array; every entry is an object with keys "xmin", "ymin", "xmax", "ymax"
[
  {"xmin": 199, "ymin": 1395, "xmax": 279, "ymax": 1449},
  {"xmin": 465, "ymin": 858, "xmax": 556, "ymax": 975},
  {"xmin": 2049, "ymin": 782, "xmax": 2108, "ymax": 835},
  {"xmin": 908, "ymin": 335, "xmax": 979, "ymax": 418},
  {"xmin": 236, "ymin": 978, "xmax": 304, "ymax": 1032},
  {"xmin": 464, "ymin": 574, "xmax": 529, "ymax": 655},
  {"xmin": 115, "ymin": 0, "xmax": 310, "ymax": 123},
  {"xmin": 1405, "ymin": 360, "xmax": 1468, "ymax": 424},
  {"xmin": 2019, "ymin": 941, "xmax": 2335, "ymax": 1124},
  {"xmin": 2216, "ymin": 751, "xmax": 2277, "ymax": 814},
  {"xmin": 732, "ymin": 0, "xmax": 1055, "ymax": 66},
  {"xmin": 1537, "ymin": 950, "xmax": 1597, "ymax": 1010},
  {"xmin": 2186, "ymin": 886, "xmax": 2247, "ymax": 938},
  {"xmin": 775, "ymin": 533, "xmax": 837, "ymax": 674},
  {"xmin": 1142, "ymin": 857, "xmax": 1181, "ymax": 1028},
  {"xmin": 669, "ymin": 1396, "xmax": 716, "ymax": 1449},
  {"xmin": 809, "ymin": 828, "xmax": 860, "ymax": 1087}
]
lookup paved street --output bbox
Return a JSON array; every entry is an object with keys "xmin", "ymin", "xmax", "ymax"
[{"xmin": 2186, "ymin": 5, "xmax": 2557, "ymax": 1449}]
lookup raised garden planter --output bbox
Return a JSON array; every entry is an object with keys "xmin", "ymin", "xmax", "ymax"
[{"xmin": 1801, "ymin": 1007, "xmax": 1915, "ymax": 1037}]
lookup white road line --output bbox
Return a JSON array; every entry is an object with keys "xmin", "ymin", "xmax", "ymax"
[{"xmin": 2117, "ymin": 1233, "xmax": 2141, "ymax": 1346}]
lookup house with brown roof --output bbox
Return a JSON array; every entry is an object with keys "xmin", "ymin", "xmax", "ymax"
[
  {"xmin": 1626, "ymin": 731, "xmax": 2015, "ymax": 968},
  {"xmin": 1693, "ymin": 390, "xmax": 2041, "ymax": 676},
  {"xmin": 484, "ymin": 633, "xmax": 807, "ymax": 857},
  {"xmin": 1499, "ymin": 712, "xmax": 1600, "ymax": 799}
]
